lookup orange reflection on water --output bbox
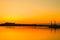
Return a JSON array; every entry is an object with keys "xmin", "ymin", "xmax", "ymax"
[{"xmin": 0, "ymin": 26, "xmax": 60, "ymax": 40}]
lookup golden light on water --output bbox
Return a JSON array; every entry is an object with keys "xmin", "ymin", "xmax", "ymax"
[
  {"xmin": 0, "ymin": 26, "xmax": 60, "ymax": 40},
  {"xmin": 0, "ymin": 0, "xmax": 60, "ymax": 40}
]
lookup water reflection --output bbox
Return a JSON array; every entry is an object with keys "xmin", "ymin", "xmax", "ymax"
[{"xmin": 0, "ymin": 26, "xmax": 60, "ymax": 40}]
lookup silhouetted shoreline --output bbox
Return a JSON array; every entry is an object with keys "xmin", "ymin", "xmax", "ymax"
[{"xmin": 0, "ymin": 22, "xmax": 60, "ymax": 29}]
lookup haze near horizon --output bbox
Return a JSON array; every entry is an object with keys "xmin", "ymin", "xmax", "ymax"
[{"xmin": 0, "ymin": 0, "xmax": 60, "ymax": 24}]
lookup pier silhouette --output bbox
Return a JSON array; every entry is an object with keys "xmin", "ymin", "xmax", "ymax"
[
  {"xmin": 0, "ymin": 21, "xmax": 60, "ymax": 29},
  {"xmin": 0, "ymin": 22, "xmax": 49, "ymax": 26}
]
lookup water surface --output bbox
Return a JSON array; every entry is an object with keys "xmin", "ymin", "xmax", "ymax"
[{"xmin": 0, "ymin": 26, "xmax": 60, "ymax": 40}]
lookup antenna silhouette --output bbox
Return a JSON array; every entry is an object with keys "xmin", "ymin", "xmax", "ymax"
[
  {"xmin": 54, "ymin": 20, "xmax": 56, "ymax": 25},
  {"xmin": 51, "ymin": 20, "xmax": 52, "ymax": 26}
]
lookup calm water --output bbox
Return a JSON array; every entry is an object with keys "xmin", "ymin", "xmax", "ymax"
[{"xmin": 0, "ymin": 26, "xmax": 60, "ymax": 40}]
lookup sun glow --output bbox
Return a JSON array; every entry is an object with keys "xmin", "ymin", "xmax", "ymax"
[{"xmin": 0, "ymin": 0, "xmax": 60, "ymax": 24}]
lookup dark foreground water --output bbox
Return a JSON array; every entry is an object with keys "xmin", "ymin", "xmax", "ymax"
[{"xmin": 0, "ymin": 26, "xmax": 60, "ymax": 40}]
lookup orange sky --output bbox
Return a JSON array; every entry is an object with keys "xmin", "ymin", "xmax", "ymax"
[{"xmin": 0, "ymin": 0, "xmax": 60, "ymax": 24}]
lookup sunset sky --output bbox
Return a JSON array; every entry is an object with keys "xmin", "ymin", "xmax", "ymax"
[{"xmin": 0, "ymin": 0, "xmax": 60, "ymax": 24}]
